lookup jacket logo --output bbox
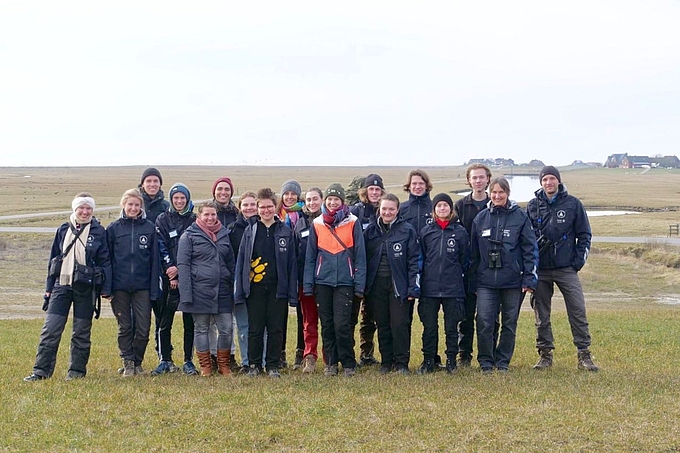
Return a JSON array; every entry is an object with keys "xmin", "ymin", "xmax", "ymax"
[
  {"xmin": 278, "ymin": 238, "xmax": 287, "ymax": 247},
  {"xmin": 557, "ymin": 210, "xmax": 566, "ymax": 219},
  {"xmin": 139, "ymin": 235, "xmax": 148, "ymax": 245},
  {"xmin": 393, "ymin": 243, "xmax": 402, "ymax": 252},
  {"xmin": 87, "ymin": 235, "xmax": 94, "ymax": 243},
  {"xmin": 426, "ymin": 217, "xmax": 434, "ymax": 225},
  {"xmin": 447, "ymin": 238, "xmax": 456, "ymax": 248}
]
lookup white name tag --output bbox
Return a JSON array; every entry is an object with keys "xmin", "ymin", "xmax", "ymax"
[
  {"xmin": 481, "ymin": 229, "xmax": 491, "ymax": 237},
  {"xmin": 169, "ymin": 230, "xmax": 178, "ymax": 238},
  {"xmin": 301, "ymin": 230, "xmax": 309, "ymax": 238}
]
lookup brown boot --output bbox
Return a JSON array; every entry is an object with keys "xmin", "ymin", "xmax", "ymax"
[
  {"xmin": 196, "ymin": 350, "xmax": 213, "ymax": 377},
  {"xmin": 216, "ymin": 349, "xmax": 231, "ymax": 376}
]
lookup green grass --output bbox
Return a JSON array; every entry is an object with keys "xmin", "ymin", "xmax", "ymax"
[{"xmin": 4, "ymin": 308, "xmax": 680, "ymax": 452}]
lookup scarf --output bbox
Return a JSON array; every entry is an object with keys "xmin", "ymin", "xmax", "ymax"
[
  {"xmin": 321, "ymin": 204, "xmax": 350, "ymax": 227},
  {"xmin": 170, "ymin": 201, "xmax": 194, "ymax": 216},
  {"xmin": 60, "ymin": 212, "xmax": 91, "ymax": 286},
  {"xmin": 196, "ymin": 218, "xmax": 223, "ymax": 242},
  {"xmin": 278, "ymin": 201, "xmax": 304, "ymax": 228},
  {"xmin": 436, "ymin": 219, "xmax": 449, "ymax": 230},
  {"xmin": 302, "ymin": 205, "xmax": 321, "ymax": 221},
  {"xmin": 215, "ymin": 200, "xmax": 238, "ymax": 215}
]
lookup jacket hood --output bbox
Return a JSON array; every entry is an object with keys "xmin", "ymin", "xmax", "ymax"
[
  {"xmin": 487, "ymin": 199, "xmax": 520, "ymax": 213},
  {"xmin": 119, "ymin": 209, "xmax": 147, "ymax": 220}
]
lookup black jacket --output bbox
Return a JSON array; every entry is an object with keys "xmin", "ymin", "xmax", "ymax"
[
  {"xmin": 177, "ymin": 223, "xmax": 234, "ymax": 314},
  {"xmin": 140, "ymin": 189, "xmax": 170, "ymax": 224},
  {"xmin": 46, "ymin": 218, "xmax": 112, "ymax": 296},
  {"xmin": 293, "ymin": 211, "xmax": 317, "ymax": 286},
  {"xmin": 234, "ymin": 218, "xmax": 298, "ymax": 306},
  {"xmin": 470, "ymin": 201, "xmax": 538, "ymax": 291},
  {"xmin": 526, "ymin": 185, "xmax": 591, "ymax": 271},
  {"xmin": 155, "ymin": 210, "xmax": 196, "ymax": 274},
  {"xmin": 454, "ymin": 193, "xmax": 490, "ymax": 235},
  {"xmin": 364, "ymin": 218, "xmax": 420, "ymax": 302},
  {"xmin": 419, "ymin": 220, "xmax": 469, "ymax": 299},
  {"xmin": 350, "ymin": 202, "xmax": 378, "ymax": 231},
  {"xmin": 228, "ymin": 214, "xmax": 254, "ymax": 257},
  {"xmin": 106, "ymin": 213, "xmax": 160, "ymax": 299},
  {"xmin": 216, "ymin": 201, "xmax": 238, "ymax": 228},
  {"xmin": 399, "ymin": 192, "xmax": 433, "ymax": 235}
]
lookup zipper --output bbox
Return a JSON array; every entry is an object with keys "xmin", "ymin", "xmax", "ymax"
[{"xmin": 130, "ymin": 219, "xmax": 135, "ymax": 277}]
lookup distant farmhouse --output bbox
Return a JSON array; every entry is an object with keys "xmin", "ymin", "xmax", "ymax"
[
  {"xmin": 605, "ymin": 153, "xmax": 680, "ymax": 169},
  {"xmin": 466, "ymin": 158, "xmax": 516, "ymax": 167}
]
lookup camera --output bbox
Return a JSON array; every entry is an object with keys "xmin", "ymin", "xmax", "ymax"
[
  {"xmin": 488, "ymin": 250, "xmax": 502, "ymax": 269},
  {"xmin": 537, "ymin": 235, "xmax": 552, "ymax": 254}
]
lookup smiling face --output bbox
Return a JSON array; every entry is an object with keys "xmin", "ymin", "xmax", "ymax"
[
  {"xmin": 379, "ymin": 199, "xmax": 399, "ymax": 223},
  {"xmin": 434, "ymin": 201, "xmax": 451, "ymax": 220},
  {"xmin": 74, "ymin": 204, "xmax": 93, "ymax": 223},
  {"xmin": 142, "ymin": 176, "xmax": 160, "ymax": 197},
  {"xmin": 199, "ymin": 207, "xmax": 218, "ymax": 226},
  {"xmin": 257, "ymin": 198, "xmax": 276, "ymax": 223},
  {"xmin": 240, "ymin": 196, "xmax": 257, "ymax": 219},
  {"xmin": 171, "ymin": 193, "xmax": 187, "ymax": 212},
  {"xmin": 541, "ymin": 174, "xmax": 559, "ymax": 197},
  {"xmin": 367, "ymin": 186, "xmax": 383, "ymax": 203},
  {"xmin": 282, "ymin": 191, "xmax": 299, "ymax": 208},
  {"xmin": 325, "ymin": 196, "xmax": 342, "ymax": 211},
  {"xmin": 490, "ymin": 183, "xmax": 509, "ymax": 207},
  {"xmin": 305, "ymin": 191, "xmax": 322, "ymax": 214},
  {"xmin": 214, "ymin": 182, "xmax": 232, "ymax": 204},
  {"xmin": 468, "ymin": 168, "xmax": 489, "ymax": 194},
  {"xmin": 124, "ymin": 196, "xmax": 142, "ymax": 218},
  {"xmin": 409, "ymin": 175, "xmax": 427, "ymax": 196}
]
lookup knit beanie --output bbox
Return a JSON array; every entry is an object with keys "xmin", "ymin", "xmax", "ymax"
[
  {"xmin": 539, "ymin": 166, "xmax": 561, "ymax": 183},
  {"xmin": 281, "ymin": 179, "xmax": 302, "ymax": 198},
  {"xmin": 432, "ymin": 193, "xmax": 453, "ymax": 211},
  {"xmin": 140, "ymin": 167, "xmax": 163, "ymax": 186},
  {"xmin": 169, "ymin": 183, "xmax": 191, "ymax": 204},
  {"xmin": 212, "ymin": 177, "xmax": 234, "ymax": 197},
  {"xmin": 72, "ymin": 195, "xmax": 95, "ymax": 211},
  {"xmin": 363, "ymin": 174, "xmax": 385, "ymax": 190},
  {"xmin": 325, "ymin": 183, "xmax": 346, "ymax": 203}
]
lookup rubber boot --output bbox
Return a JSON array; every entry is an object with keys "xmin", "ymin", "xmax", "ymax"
[
  {"xmin": 217, "ymin": 349, "xmax": 231, "ymax": 376},
  {"xmin": 196, "ymin": 350, "xmax": 213, "ymax": 377}
]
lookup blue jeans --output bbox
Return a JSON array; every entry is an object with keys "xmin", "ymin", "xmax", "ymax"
[
  {"xmin": 476, "ymin": 287, "xmax": 522, "ymax": 370},
  {"xmin": 193, "ymin": 313, "xmax": 233, "ymax": 353},
  {"xmin": 231, "ymin": 303, "xmax": 249, "ymax": 366}
]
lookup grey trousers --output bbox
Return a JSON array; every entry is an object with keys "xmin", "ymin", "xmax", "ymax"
[
  {"xmin": 111, "ymin": 290, "xmax": 151, "ymax": 365},
  {"xmin": 531, "ymin": 267, "xmax": 592, "ymax": 351},
  {"xmin": 33, "ymin": 284, "xmax": 94, "ymax": 378}
]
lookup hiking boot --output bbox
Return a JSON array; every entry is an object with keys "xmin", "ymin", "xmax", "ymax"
[
  {"xmin": 167, "ymin": 361, "xmax": 180, "ymax": 373},
  {"xmin": 117, "ymin": 367, "xmax": 124, "ymax": 375},
  {"xmin": 395, "ymin": 366, "xmax": 410, "ymax": 375},
  {"xmin": 577, "ymin": 349, "xmax": 600, "ymax": 372},
  {"xmin": 379, "ymin": 364, "xmax": 392, "ymax": 375},
  {"xmin": 65, "ymin": 371, "xmax": 85, "ymax": 381},
  {"xmin": 280, "ymin": 351, "xmax": 288, "ymax": 369},
  {"xmin": 292, "ymin": 348, "xmax": 304, "ymax": 370},
  {"xmin": 344, "ymin": 367, "xmax": 356, "ymax": 377},
  {"xmin": 122, "ymin": 359, "xmax": 135, "ymax": 378},
  {"xmin": 324, "ymin": 364, "xmax": 339, "ymax": 376},
  {"xmin": 481, "ymin": 367, "xmax": 493, "ymax": 375},
  {"xmin": 533, "ymin": 349, "xmax": 553, "ymax": 370},
  {"xmin": 435, "ymin": 354, "xmax": 445, "ymax": 369},
  {"xmin": 459, "ymin": 354, "xmax": 472, "ymax": 368},
  {"xmin": 229, "ymin": 354, "xmax": 240, "ymax": 372},
  {"xmin": 239, "ymin": 364, "xmax": 250, "ymax": 375},
  {"xmin": 247, "ymin": 366, "xmax": 261, "ymax": 377},
  {"xmin": 151, "ymin": 361, "xmax": 171, "ymax": 376},
  {"xmin": 183, "ymin": 360, "xmax": 199, "ymax": 376},
  {"xmin": 496, "ymin": 367, "xmax": 509, "ymax": 374},
  {"xmin": 302, "ymin": 354, "xmax": 317, "ymax": 374},
  {"xmin": 359, "ymin": 355, "xmax": 378, "ymax": 367},
  {"xmin": 23, "ymin": 373, "xmax": 47, "ymax": 382},
  {"xmin": 268, "ymin": 368, "xmax": 281, "ymax": 378},
  {"xmin": 417, "ymin": 358, "xmax": 435, "ymax": 375},
  {"xmin": 445, "ymin": 358, "xmax": 458, "ymax": 374},
  {"xmin": 134, "ymin": 365, "xmax": 145, "ymax": 375}
]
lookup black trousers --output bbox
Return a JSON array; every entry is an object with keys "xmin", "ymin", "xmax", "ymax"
[
  {"xmin": 316, "ymin": 285, "xmax": 356, "ymax": 369},
  {"xmin": 153, "ymin": 277, "xmax": 179, "ymax": 362},
  {"xmin": 247, "ymin": 284, "xmax": 287, "ymax": 370},
  {"xmin": 282, "ymin": 304, "xmax": 305, "ymax": 355},
  {"xmin": 369, "ymin": 275, "xmax": 413, "ymax": 369},
  {"xmin": 182, "ymin": 312, "xmax": 195, "ymax": 362},
  {"xmin": 419, "ymin": 297, "xmax": 465, "ymax": 360}
]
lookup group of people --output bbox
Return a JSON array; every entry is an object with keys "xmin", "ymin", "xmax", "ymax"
[{"xmin": 23, "ymin": 163, "xmax": 600, "ymax": 382}]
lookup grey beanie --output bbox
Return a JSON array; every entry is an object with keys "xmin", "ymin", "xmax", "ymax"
[
  {"xmin": 281, "ymin": 179, "xmax": 302, "ymax": 198},
  {"xmin": 539, "ymin": 166, "xmax": 561, "ymax": 183}
]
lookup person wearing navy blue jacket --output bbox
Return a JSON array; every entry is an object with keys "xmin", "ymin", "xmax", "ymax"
[
  {"xmin": 234, "ymin": 188, "xmax": 297, "ymax": 378},
  {"xmin": 526, "ymin": 166, "xmax": 599, "ymax": 371},
  {"xmin": 470, "ymin": 177, "xmax": 537, "ymax": 373},
  {"xmin": 24, "ymin": 193, "xmax": 112, "ymax": 382},
  {"xmin": 364, "ymin": 193, "xmax": 420, "ymax": 374},
  {"xmin": 107, "ymin": 188, "xmax": 160, "ymax": 377},
  {"xmin": 151, "ymin": 183, "xmax": 196, "ymax": 376},
  {"xmin": 417, "ymin": 193, "xmax": 469, "ymax": 375},
  {"xmin": 138, "ymin": 167, "xmax": 170, "ymax": 224}
]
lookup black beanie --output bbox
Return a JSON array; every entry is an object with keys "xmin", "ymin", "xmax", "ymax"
[
  {"xmin": 432, "ymin": 193, "xmax": 454, "ymax": 211},
  {"xmin": 140, "ymin": 167, "xmax": 163, "ymax": 186},
  {"xmin": 363, "ymin": 174, "xmax": 385, "ymax": 190},
  {"xmin": 539, "ymin": 166, "xmax": 561, "ymax": 183}
]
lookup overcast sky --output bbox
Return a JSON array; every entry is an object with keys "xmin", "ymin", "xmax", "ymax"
[{"xmin": 1, "ymin": 1, "xmax": 679, "ymax": 167}]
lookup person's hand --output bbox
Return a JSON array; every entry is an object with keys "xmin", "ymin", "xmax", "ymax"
[
  {"xmin": 169, "ymin": 280, "xmax": 178, "ymax": 290},
  {"xmin": 166, "ymin": 266, "xmax": 178, "ymax": 280},
  {"xmin": 42, "ymin": 294, "xmax": 50, "ymax": 311},
  {"xmin": 101, "ymin": 294, "xmax": 111, "ymax": 299},
  {"xmin": 522, "ymin": 287, "xmax": 533, "ymax": 294},
  {"xmin": 407, "ymin": 296, "xmax": 415, "ymax": 302}
]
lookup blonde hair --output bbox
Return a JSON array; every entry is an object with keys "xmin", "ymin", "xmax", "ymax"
[{"xmin": 119, "ymin": 188, "xmax": 144, "ymax": 209}]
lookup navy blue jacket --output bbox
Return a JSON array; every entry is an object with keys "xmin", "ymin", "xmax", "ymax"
[
  {"xmin": 177, "ymin": 223, "xmax": 234, "ymax": 314},
  {"xmin": 470, "ymin": 201, "xmax": 538, "ymax": 291},
  {"xmin": 293, "ymin": 211, "xmax": 319, "ymax": 286},
  {"xmin": 526, "ymin": 185, "xmax": 591, "ymax": 272},
  {"xmin": 234, "ymin": 218, "xmax": 298, "ymax": 306},
  {"xmin": 364, "ymin": 218, "xmax": 420, "ymax": 302},
  {"xmin": 419, "ymin": 220, "xmax": 469, "ymax": 299},
  {"xmin": 228, "ymin": 214, "xmax": 254, "ymax": 260},
  {"xmin": 106, "ymin": 213, "xmax": 161, "ymax": 299},
  {"xmin": 140, "ymin": 189, "xmax": 170, "ymax": 224},
  {"xmin": 155, "ymin": 210, "xmax": 196, "ymax": 274},
  {"xmin": 46, "ymin": 218, "xmax": 112, "ymax": 296},
  {"xmin": 350, "ymin": 202, "xmax": 378, "ymax": 231},
  {"xmin": 399, "ymin": 192, "xmax": 433, "ymax": 235}
]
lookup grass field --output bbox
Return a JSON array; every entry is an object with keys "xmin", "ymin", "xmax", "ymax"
[{"xmin": 1, "ymin": 165, "xmax": 680, "ymax": 451}]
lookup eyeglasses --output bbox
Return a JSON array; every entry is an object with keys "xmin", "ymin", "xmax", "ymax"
[{"xmin": 258, "ymin": 205, "xmax": 276, "ymax": 211}]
